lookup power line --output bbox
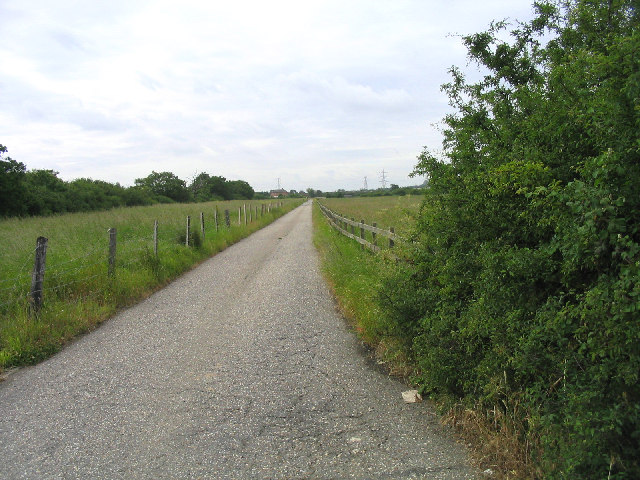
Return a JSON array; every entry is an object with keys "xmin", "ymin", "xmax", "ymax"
[{"xmin": 380, "ymin": 170, "xmax": 388, "ymax": 189}]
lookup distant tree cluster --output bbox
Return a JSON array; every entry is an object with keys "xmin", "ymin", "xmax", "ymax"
[
  {"xmin": 0, "ymin": 146, "xmax": 255, "ymax": 218},
  {"xmin": 323, "ymin": 185, "xmax": 424, "ymax": 198}
]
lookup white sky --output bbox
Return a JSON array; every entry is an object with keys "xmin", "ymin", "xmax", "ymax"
[{"xmin": 0, "ymin": 0, "xmax": 537, "ymax": 192}]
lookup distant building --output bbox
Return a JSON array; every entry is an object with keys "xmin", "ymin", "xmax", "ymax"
[{"xmin": 269, "ymin": 189, "xmax": 289, "ymax": 198}]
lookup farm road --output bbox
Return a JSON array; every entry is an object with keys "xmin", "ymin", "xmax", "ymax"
[{"xmin": 0, "ymin": 201, "xmax": 477, "ymax": 479}]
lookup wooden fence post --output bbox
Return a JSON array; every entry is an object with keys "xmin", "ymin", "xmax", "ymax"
[
  {"xmin": 214, "ymin": 207, "xmax": 219, "ymax": 232},
  {"xmin": 360, "ymin": 220, "xmax": 365, "ymax": 250},
  {"xmin": 186, "ymin": 216, "xmax": 191, "ymax": 247},
  {"xmin": 389, "ymin": 227, "xmax": 395, "ymax": 248},
  {"xmin": 154, "ymin": 220, "xmax": 158, "ymax": 256},
  {"xmin": 261, "ymin": 204, "xmax": 265, "ymax": 216},
  {"xmin": 30, "ymin": 236, "xmax": 48, "ymax": 315},
  {"xmin": 200, "ymin": 212, "xmax": 205, "ymax": 241},
  {"xmin": 238, "ymin": 207, "xmax": 241, "ymax": 225},
  {"xmin": 224, "ymin": 209, "xmax": 231, "ymax": 228},
  {"xmin": 351, "ymin": 218, "xmax": 355, "ymax": 236},
  {"xmin": 243, "ymin": 204, "xmax": 247, "ymax": 225},
  {"xmin": 372, "ymin": 222, "xmax": 377, "ymax": 248},
  {"xmin": 108, "ymin": 228, "xmax": 117, "ymax": 277}
]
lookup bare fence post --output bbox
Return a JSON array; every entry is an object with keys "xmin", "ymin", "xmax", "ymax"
[
  {"xmin": 30, "ymin": 236, "xmax": 48, "ymax": 315},
  {"xmin": 360, "ymin": 220, "xmax": 365, "ymax": 250},
  {"xmin": 186, "ymin": 216, "xmax": 191, "ymax": 247},
  {"xmin": 389, "ymin": 227, "xmax": 395, "ymax": 248},
  {"xmin": 154, "ymin": 220, "xmax": 158, "ymax": 256},
  {"xmin": 224, "ymin": 209, "xmax": 231, "ymax": 228},
  {"xmin": 243, "ymin": 204, "xmax": 247, "ymax": 225},
  {"xmin": 214, "ymin": 207, "xmax": 219, "ymax": 232},
  {"xmin": 351, "ymin": 218, "xmax": 355, "ymax": 236},
  {"xmin": 261, "ymin": 204, "xmax": 265, "ymax": 217},
  {"xmin": 372, "ymin": 222, "xmax": 377, "ymax": 248},
  {"xmin": 238, "ymin": 207, "xmax": 242, "ymax": 226},
  {"xmin": 108, "ymin": 228, "xmax": 117, "ymax": 277},
  {"xmin": 200, "ymin": 212, "xmax": 205, "ymax": 241}
]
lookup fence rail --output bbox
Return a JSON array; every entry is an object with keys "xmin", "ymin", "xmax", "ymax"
[{"xmin": 317, "ymin": 202, "xmax": 398, "ymax": 253}]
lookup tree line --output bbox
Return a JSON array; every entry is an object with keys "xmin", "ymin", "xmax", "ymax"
[
  {"xmin": 0, "ymin": 147, "xmax": 256, "ymax": 218},
  {"xmin": 378, "ymin": 1, "xmax": 639, "ymax": 478}
]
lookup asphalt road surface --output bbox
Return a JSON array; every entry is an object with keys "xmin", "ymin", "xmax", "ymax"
[{"xmin": 0, "ymin": 202, "xmax": 478, "ymax": 479}]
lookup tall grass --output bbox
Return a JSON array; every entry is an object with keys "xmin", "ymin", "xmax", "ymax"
[
  {"xmin": 0, "ymin": 199, "xmax": 303, "ymax": 370},
  {"xmin": 319, "ymin": 195, "xmax": 422, "ymax": 238},
  {"xmin": 312, "ymin": 198, "xmax": 416, "ymax": 374}
]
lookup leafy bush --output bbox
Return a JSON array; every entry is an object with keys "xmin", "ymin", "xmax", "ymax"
[{"xmin": 380, "ymin": 1, "xmax": 640, "ymax": 477}]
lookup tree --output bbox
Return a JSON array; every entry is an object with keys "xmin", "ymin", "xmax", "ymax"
[
  {"xmin": 189, "ymin": 173, "xmax": 235, "ymax": 201},
  {"xmin": 122, "ymin": 186, "xmax": 154, "ymax": 206},
  {"xmin": 135, "ymin": 171, "xmax": 190, "ymax": 203},
  {"xmin": 190, "ymin": 172, "xmax": 212, "ymax": 202},
  {"xmin": 24, "ymin": 169, "xmax": 69, "ymax": 215},
  {"xmin": 382, "ymin": 1, "xmax": 640, "ymax": 477},
  {"xmin": 0, "ymin": 145, "xmax": 27, "ymax": 217},
  {"xmin": 227, "ymin": 180, "xmax": 254, "ymax": 200},
  {"xmin": 66, "ymin": 179, "xmax": 125, "ymax": 212}
]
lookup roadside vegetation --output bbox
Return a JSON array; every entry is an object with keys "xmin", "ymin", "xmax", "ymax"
[
  {"xmin": 315, "ymin": 1, "xmax": 640, "ymax": 478},
  {"xmin": 0, "ymin": 198, "xmax": 303, "ymax": 370},
  {"xmin": 312, "ymin": 199, "xmax": 411, "ymax": 371}
]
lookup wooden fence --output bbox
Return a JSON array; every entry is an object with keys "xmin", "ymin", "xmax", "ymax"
[{"xmin": 317, "ymin": 202, "xmax": 398, "ymax": 253}]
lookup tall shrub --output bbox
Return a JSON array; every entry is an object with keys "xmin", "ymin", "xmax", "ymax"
[{"xmin": 382, "ymin": 1, "xmax": 640, "ymax": 477}]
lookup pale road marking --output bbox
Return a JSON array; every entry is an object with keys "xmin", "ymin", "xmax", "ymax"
[{"xmin": 0, "ymin": 201, "xmax": 478, "ymax": 479}]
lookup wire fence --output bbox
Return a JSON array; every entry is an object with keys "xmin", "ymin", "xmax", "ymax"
[{"xmin": 0, "ymin": 201, "xmax": 286, "ymax": 316}]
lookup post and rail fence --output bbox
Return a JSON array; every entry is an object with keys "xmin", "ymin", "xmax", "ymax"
[{"xmin": 317, "ymin": 202, "xmax": 399, "ymax": 254}]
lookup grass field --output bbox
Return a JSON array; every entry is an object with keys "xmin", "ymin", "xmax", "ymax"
[
  {"xmin": 0, "ymin": 198, "xmax": 303, "ymax": 370},
  {"xmin": 318, "ymin": 195, "xmax": 422, "ymax": 238}
]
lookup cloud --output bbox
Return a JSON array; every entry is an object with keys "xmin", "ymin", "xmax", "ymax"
[
  {"xmin": 0, "ymin": 0, "xmax": 538, "ymax": 192},
  {"xmin": 281, "ymin": 72, "xmax": 412, "ymax": 112}
]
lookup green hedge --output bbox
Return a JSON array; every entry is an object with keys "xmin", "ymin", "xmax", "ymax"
[{"xmin": 380, "ymin": 1, "xmax": 640, "ymax": 477}]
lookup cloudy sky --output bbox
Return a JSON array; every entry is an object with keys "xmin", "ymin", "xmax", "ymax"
[{"xmin": 0, "ymin": 0, "xmax": 537, "ymax": 193}]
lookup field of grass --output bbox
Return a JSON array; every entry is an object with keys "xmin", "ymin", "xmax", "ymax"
[
  {"xmin": 319, "ymin": 195, "xmax": 422, "ymax": 238},
  {"xmin": 0, "ymin": 198, "xmax": 303, "ymax": 370}
]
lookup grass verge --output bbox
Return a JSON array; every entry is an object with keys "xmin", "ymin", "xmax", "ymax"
[{"xmin": 311, "ymin": 200, "xmax": 413, "ymax": 376}]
